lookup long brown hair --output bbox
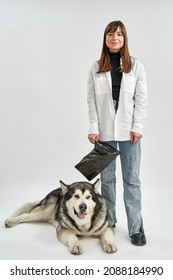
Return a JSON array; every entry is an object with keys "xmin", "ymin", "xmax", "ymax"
[{"xmin": 97, "ymin": 21, "xmax": 132, "ymax": 73}]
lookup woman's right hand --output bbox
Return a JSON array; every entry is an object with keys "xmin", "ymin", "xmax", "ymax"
[{"xmin": 88, "ymin": 134, "xmax": 100, "ymax": 144}]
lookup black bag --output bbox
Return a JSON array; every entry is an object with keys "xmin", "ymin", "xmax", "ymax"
[{"xmin": 75, "ymin": 141, "xmax": 120, "ymax": 181}]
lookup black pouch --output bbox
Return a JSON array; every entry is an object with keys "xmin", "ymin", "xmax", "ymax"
[{"xmin": 75, "ymin": 141, "xmax": 120, "ymax": 181}]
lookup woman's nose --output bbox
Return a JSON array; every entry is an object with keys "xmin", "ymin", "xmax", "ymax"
[{"xmin": 112, "ymin": 33, "xmax": 117, "ymax": 40}]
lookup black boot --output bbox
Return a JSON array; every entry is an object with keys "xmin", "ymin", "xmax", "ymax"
[{"xmin": 130, "ymin": 227, "xmax": 146, "ymax": 246}]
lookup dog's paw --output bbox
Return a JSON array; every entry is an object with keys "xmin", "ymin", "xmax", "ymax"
[
  {"xmin": 103, "ymin": 243, "xmax": 117, "ymax": 253},
  {"xmin": 4, "ymin": 219, "xmax": 15, "ymax": 228},
  {"xmin": 70, "ymin": 244, "xmax": 83, "ymax": 255}
]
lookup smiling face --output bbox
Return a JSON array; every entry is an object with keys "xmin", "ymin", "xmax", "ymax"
[
  {"xmin": 105, "ymin": 26, "xmax": 124, "ymax": 53},
  {"xmin": 66, "ymin": 188, "xmax": 96, "ymax": 220},
  {"xmin": 60, "ymin": 180, "xmax": 99, "ymax": 226}
]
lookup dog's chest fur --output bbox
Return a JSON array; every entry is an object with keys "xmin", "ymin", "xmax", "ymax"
[{"xmin": 76, "ymin": 222, "xmax": 91, "ymax": 232}]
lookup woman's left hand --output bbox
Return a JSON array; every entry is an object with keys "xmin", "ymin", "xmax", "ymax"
[{"xmin": 130, "ymin": 132, "xmax": 142, "ymax": 143}]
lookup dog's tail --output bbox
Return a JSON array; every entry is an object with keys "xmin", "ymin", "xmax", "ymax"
[{"xmin": 9, "ymin": 201, "xmax": 40, "ymax": 218}]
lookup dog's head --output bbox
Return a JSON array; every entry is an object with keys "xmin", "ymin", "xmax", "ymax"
[{"xmin": 60, "ymin": 179, "xmax": 100, "ymax": 221}]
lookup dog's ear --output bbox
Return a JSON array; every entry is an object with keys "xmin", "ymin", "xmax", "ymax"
[
  {"xmin": 92, "ymin": 178, "xmax": 100, "ymax": 193},
  {"xmin": 59, "ymin": 180, "xmax": 68, "ymax": 194}
]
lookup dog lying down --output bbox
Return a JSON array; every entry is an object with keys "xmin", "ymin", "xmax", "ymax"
[{"xmin": 4, "ymin": 179, "xmax": 117, "ymax": 254}]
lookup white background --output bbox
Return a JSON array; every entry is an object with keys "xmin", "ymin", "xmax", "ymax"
[{"xmin": 0, "ymin": 0, "xmax": 173, "ymax": 260}]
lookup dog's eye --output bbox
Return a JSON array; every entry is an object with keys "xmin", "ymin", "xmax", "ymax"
[
  {"xmin": 74, "ymin": 194, "xmax": 80, "ymax": 199},
  {"xmin": 86, "ymin": 195, "xmax": 91, "ymax": 199}
]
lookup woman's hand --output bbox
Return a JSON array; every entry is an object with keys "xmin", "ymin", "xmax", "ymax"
[
  {"xmin": 88, "ymin": 134, "xmax": 100, "ymax": 144},
  {"xmin": 130, "ymin": 132, "xmax": 142, "ymax": 143}
]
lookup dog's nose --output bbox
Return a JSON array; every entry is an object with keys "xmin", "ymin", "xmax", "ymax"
[{"xmin": 79, "ymin": 203, "xmax": 87, "ymax": 213}]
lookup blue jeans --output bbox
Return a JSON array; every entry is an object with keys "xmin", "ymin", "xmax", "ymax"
[{"xmin": 101, "ymin": 140, "xmax": 143, "ymax": 236}]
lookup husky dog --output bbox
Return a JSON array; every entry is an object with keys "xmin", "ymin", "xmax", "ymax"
[{"xmin": 5, "ymin": 179, "xmax": 117, "ymax": 254}]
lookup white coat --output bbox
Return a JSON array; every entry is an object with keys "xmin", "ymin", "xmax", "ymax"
[{"xmin": 87, "ymin": 58, "xmax": 148, "ymax": 141}]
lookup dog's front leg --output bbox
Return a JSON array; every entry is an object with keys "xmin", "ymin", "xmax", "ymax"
[
  {"xmin": 100, "ymin": 226, "xmax": 117, "ymax": 253},
  {"xmin": 57, "ymin": 227, "xmax": 83, "ymax": 255}
]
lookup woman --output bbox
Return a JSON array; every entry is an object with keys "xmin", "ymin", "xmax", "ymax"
[{"xmin": 87, "ymin": 21, "xmax": 148, "ymax": 246}]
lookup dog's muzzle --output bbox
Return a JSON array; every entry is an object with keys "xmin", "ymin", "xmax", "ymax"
[{"xmin": 74, "ymin": 203, "xmax": 87, "ymax": 219}]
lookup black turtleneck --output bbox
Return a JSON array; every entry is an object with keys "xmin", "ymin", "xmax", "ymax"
[{"xmin": 109, "ymin": 51, "xmax": 122, "ymax": 102}]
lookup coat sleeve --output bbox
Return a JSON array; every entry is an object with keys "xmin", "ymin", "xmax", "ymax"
[
  {"xmin": 131, "ymin": 60, "xmax": 148, "ymax": 135},
  {"xmin": 87, "ymin": 64, "xmax": 99, "ymax": 135}
]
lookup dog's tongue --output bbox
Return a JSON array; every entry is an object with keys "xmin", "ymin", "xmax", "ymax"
[{"xmin": 78, "ymin": 213, "xmax": 85, "ymax": 219}]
